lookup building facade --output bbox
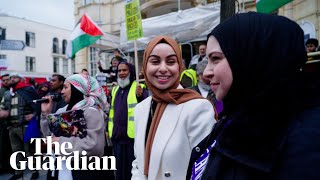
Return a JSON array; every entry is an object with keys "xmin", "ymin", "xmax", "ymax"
[
  {"xmin": 243, "ymin": 0, "xmax": 320, "ymax": 41},
  {"xmin": 0, "ymin": 14, "xmax": 73, "ymax": 81},
  {"xmin": 72, "ymin": 0, "xmax": 216, "ymax": 75},
  {"xmin": 279, "ymin": 0, "xmax": 320, "ymax": 41},
  {"xmin": 73, "ymin": 0, "xmax": 320, "ymax": 75}
]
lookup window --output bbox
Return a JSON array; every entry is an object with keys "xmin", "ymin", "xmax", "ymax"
[
  {"xmin": 53, "ymin": 57, "xmax": 60, "ymax": 73},
  {"xmin": 0, "ymin": 54, "xmax": 7, "ymax": 70},
  {"xmin": 26, "ymin": 32, "xmax": 35, "ymax": 47},
  {"xmin": 71, "ymin": 59, "xmax": 76, "ymax": 74},
  {"xmin": 62, "ymin": 40, "xmax": 68, "ymax": 54},
  {"xmin": 89, "ymin": 47, "xmax": 99, "ymax": 76},
  {"xmin": 26, "ymin": 57, "xmax": 36, "ymax": 72},
  {"xmin": 82, "ymin": 0, "xmax": 93, "ymax": 5},
  {"xmin": 0, "ymin": 28, "xmax": 5, "ymax": 41},
  {"xmin": 63, "ymin": 58, "xmax": 68, "ymax": 74},
  {"xmin": 53, "ymin": 38, "xmax": 59, "ymax": 53}
]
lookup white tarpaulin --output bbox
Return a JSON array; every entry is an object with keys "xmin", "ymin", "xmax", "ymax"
[{"xmin": 120, "ymin": 2, "xmax": 220, "ymax": 51}]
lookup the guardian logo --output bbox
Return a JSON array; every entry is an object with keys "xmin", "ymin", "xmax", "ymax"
[{"xmin": 10, "ymin": 137, "xmax": 116, "ymax": 171}]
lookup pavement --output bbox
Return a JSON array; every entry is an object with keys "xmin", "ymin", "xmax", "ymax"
[{"xmin": 0, "ymin": 169, "xmax": 47, "ymax": 180}]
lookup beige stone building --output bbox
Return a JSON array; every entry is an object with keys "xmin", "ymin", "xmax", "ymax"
[
  {"xmin": 243, "ymin": 0, "xmax": 319, "ymax": 40},
  {"xmin": 74, "ymin": 0, "xmax": 320, "ymax": 75},
  {"xmin": 280, "ymin": 0, "xmax": 320, "ymax": 40}
]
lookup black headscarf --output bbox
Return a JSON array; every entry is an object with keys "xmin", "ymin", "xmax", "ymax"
[
  {"xmin": 207, "ymin": 12, "xmax": 310, "ymax": 171},
  {"xmin": 208, "ymin": 12, "xmax": 307, "ymax": 115}
]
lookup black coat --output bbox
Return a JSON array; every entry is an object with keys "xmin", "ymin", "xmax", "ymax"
[
  {"xmin": 200, "ymin": 96, "xmax": 320, "ymax": 180},
  {"xmin": 98, "ymin": 66, "xmax": 117, "ymax": 83},
  {"xmin": 197, "ymin": 12, "xmax": 320, "ymax": 180},
  {"xmin": 187, "ymin": 12, "xmax": 320, "ymax": 180}
]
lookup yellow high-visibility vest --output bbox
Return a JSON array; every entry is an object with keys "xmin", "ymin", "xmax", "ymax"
[
  {"xmin": 180, "ymin": 69, "xmax": 198, "ymax": 87},
  {"xmin": 108, "ymin": 81, "xmax": 145, "ymax": 138}
]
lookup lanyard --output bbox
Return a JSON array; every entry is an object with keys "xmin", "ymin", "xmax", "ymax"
[{"xmin": 190, "ymin": 118, "xmax": 232, "ymax": 180}]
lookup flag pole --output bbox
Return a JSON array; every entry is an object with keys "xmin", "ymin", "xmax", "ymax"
[{"xmin": 134, "ymin": 40, "xmax": 140, "ymax": 86}]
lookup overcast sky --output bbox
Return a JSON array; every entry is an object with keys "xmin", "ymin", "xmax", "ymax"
[{"xmin": 0, "ymin": 0, "xmax": 75, "ymax": 30}]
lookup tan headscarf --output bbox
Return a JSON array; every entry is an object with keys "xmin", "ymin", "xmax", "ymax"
[{"xmin": 143, "ymin": 35, "xmax": 203, "ymax": 175}]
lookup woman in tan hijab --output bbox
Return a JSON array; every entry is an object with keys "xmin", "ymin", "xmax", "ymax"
[{"xmin": 131, "ymin": 35, "xmax": 216, "ymax": 179}]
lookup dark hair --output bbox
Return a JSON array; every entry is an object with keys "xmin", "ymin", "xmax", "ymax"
[
  {"xmin": 52, "ymin": 74, "xmax": 66, "ymax": 82},
  {"xmin": 81, "ymin": 69, "xmax": 88, "ymax": 72},
  {"xmin": 111, "ymin": 57, "xmax": 120, "ymax": 62},
  {"xmin": 1, "ymin": 74, "xmax": 9, "ymax": 78},
  {"xmin": 114, "ymin": 49, "xmax": 120, "ymax": 53},
  {"xmin": 305, "ymin": 38, "xmax": 319, "ymax": 47},
  {"xmin": 66, "ymin": 84, "xmax": 84, "ymax": 111},
  {"xmin": 29, "ymin": 78, "xmax": 36, "ymax": 86},
  {"xmin": 115, "ymin": 56, "xmax": 124, "ymax": 61}
]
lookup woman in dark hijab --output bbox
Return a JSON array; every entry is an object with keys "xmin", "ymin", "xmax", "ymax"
[{"xmin": 191, "ymin": 12, "xmax": 320, "ymax": 180}]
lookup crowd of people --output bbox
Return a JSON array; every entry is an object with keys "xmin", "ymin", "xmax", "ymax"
[
  {"xmin": 0, "ymin": 73, "xmax": 68, "ymax": 180},
  {"xmin": 0, "ymin": 12, "xmax": 320, "ymax": 180}
]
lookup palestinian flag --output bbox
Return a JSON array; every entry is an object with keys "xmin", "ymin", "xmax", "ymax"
[
  {"xmin": 67, "ymin": 13, "xmax": 104, "ymax": 59},
  {"xmin": 255, "ymin": 0, "xmax": 293, "ymax": 14}
]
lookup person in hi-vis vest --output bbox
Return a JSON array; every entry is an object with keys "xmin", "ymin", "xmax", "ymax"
[
  {"xmin": 180, "ymin": 68, "xmax": 198, "ymax": 88},
  {"xmin": 108, "ymin": 61, "xmax": 148, "ymax": 180}
]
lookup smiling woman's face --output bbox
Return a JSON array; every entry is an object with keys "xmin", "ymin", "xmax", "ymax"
[
  {"xmin": 146, "ymin": 43, "xmax": 180, "ymax": 90},
  {"xmin": 203, "ymin": 36, "xmax": 233, "ymax": 101}
]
